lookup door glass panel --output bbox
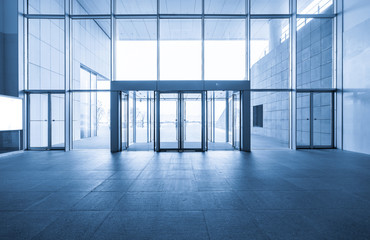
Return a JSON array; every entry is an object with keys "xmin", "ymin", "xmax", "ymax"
[
  {"xmin": 207, "ymin": 93, "xmax": 213, "ymax": 146},
  {"xmin": 51, "ymin": 94, "xmax": 65, "ymax": 148},
  {"xmin": 122, "ymin": 93, "xmax": 128, "ymax": 150},
  {"xmin": 160, "ymin": 93, "xmax": 179, "ymax": 149},
  {"xmin": 182, "ymin": 93, "xmax": 202, "ymax": 149},
  {"xmin": 233, "ymin": 92, "xmax": 240, "ymax": 149},
  {"xmin": 30, "ymin": 94, "xmax": 48, "ymax": 148},
  {"xmin": 297, "ymin": 93, "xmax": 311, "ymax": 146},
  {"xmin": 313, "ymin": 93, "xmax": 332, "ymax": 146}
]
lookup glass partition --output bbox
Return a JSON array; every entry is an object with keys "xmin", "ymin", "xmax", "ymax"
[
  {"xmin": 251, "ymin": 19, "xmax": 290, "ymax": 89},
  {"xmin": 160, "ymin": 19, "xmax": 202, "ymax": 80},
  {"xmin": 115, "ymin": 19, "xmax": 157, "ymax": 81},
  {"xmin": 160, "ymin": 0, "xmax": 202, "ymax": 14},
  {"xmin": 205, "ymin": 19, "xmax": 246, "ymax": 81},
  {"xmin": 115, "ymin": 0, "xmax": 156, "ymax": 14}
]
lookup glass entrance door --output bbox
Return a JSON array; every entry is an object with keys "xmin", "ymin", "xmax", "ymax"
[
  {"xmin": 182, "ymin": 93, "xmax": 202, "ymax": 149},
  {"xmin": 159, "ymin": 92, "xmax": 203, "ymax": 151},
  {"xmin": 28, "ymin": 93, "xmax": 65, "ymax": 150},
  {"xmin": 159, "ymin": 93, "xmax": 179, "ymax": 150}
]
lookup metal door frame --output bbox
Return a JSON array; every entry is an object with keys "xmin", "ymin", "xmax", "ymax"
[
  {"xmin": 157, "ymin": 91, "xmax": 205, "ymax": 152},
  {"xmin": 297, "ymin": 91, "xmax": 334, "ymax": 149},
  {"xmin": 27, "ymin": 93, "xmax": 65, "ymax": 150}
]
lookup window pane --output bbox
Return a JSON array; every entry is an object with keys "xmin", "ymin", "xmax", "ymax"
[
  {"xmin": 297, "ymin": 18, "xmax": 333, "ymax": 88},
  {"xmin": 28, "ymin": 19, "xmax": 65, "ymax": 90},
  {"xmin": 160, "ymin": 0, "xmax": 202, "ymax": 14},
  {"xmin": 297, "ymin": 93, "xmax": 311, "ymax": 146},
  {"xmin": 29, "ymin": 94, "xmax": 48, "ymax": 148},
  {"xmin": 160, "ymin": 19, "xmax": 202, "ymax": 80},
  {"xmin": 73, "ymin": 0, "xmax": 110, "ymax": 14},
  {"xmin": 251, "ymin": 19, "xmax": 290, "ymax": 89},
  {"xmin": 73, "ymin": 92, "xmax": 110, "ymax": 149},
  {"xmin": 250, "ymin": 0, "xmax": 289, "ymax": 14},
  {"xmin": 205, "ymin": 19, "xmax": 246, "ymax": 80},
  {"xmin": 251, "ymin": 92, "xmax": 290, "ymax": 149},
  {"xmin": 298, "ymin": 0, "xmax": 334, "ymax": 14},
  {"xmin": 313, "ymin": 93, "xmax": 332, "ymax": 146},
  {"xmin": 115, "ymin": 19, "xmax": 157, "ymax": 81},
  {"xmin": 115, "ymin": 0, "xmax": 156, "ymax": 14},
  {"xmin": 28, "ymin": 0, "xmax": 64, "ymax": 14},
  {"xmin": 205, "ymin": 0, "xmax": 245, "ymax": 14},
  {"xmin": 72, "ymin": 19, "xmax": 111, "ymax": 89}
]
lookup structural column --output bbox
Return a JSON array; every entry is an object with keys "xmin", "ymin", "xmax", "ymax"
[
  {"xmin": 241, "ymin": 89, "xmax": 251, "ymax": 152},
  {"xmin": 110, "ymin": 91, "xmax": 120, "ymax": 152}
]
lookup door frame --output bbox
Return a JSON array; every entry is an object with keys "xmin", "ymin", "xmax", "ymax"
[
  {"xmin": 156, "ymin": 91, "xmax": 205, "ymax": 152},
  {"xmin": 27, "ymin": 93, "xmax": 65, "ymax": 150},
  {"xmin": 296, "ymin": 91, "xmax": 334, "ymax": 149}
]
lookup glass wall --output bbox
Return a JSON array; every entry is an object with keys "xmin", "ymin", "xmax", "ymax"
[
  {"xmin": 24, "ymin": 0, "xmax": 337, "ymax": 150},
  {"xmin": 207, "ymin": 91, "xmax": 237, "ymax": 150},
  {"xmin": 160, "ymin": 19, "xmax": 202, "ymax": 81},
  {"xmin": 250, "ymin": 19, "xmax": 290, "ymax": 89},
  {"xmin": 205, "ymin": 19, "xmax": 246, "ymax": 81},
  {"xmin": 127, "ymin": 91, "xmax": 155, "ymax": 151},
  {"xmin": 28, "ymin": 19, "xmax": 65, "ymax": 90},
  {"xmin": 251, "ymin": 92, "xmax": 290, "ymax": 149},
  {"xmin": 115, "ymin": 19, "xmax": 157, "ymax": 81}
]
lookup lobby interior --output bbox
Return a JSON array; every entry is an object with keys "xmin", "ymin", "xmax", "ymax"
[{"xmin": 1, "ymin": 0, "xmax": 370, "ymax": 239}]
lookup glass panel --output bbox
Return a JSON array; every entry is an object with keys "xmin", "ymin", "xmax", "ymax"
[
  {"xmin": 73, "ymin": 92, "xmax": 110, "ymax": 149},
  {"xmin": 72, "ymin": 19, "xmax": 111, "ymax": 89},
  {"xmin": 51, "ymin": 94, "xmax": 65, "ymax": 148},
  {"xmin": 183, "ymin": 93, "xmax": 202, "ymax": 149},
  {"xmin": 205, "ymin": 0, "xmax": 245, "ymax": 14},
  {"xmin": 214, "ymin": 95, "xmax": 227, "ymax": 142},
  {"xmin": 28, "ymin": 0, "xmax": 64, "ymax": 14},
  {"xmin": 233, "ymin": 92, "xmax": 240, "ymax": 149},
  {"xmin": 251, "ymin": 92, "xmax": 290, "ymax": 149},
  {"xmin": 28, "ymin": 19, "xmax": 64, "ymax": 90},
  {"xmin": 251, "ymin": 19, "xmax": 290, "ymax": 89},
  {"xmin": 73, "ymin": 0, "xmax": 110, "ymax": 14},
  {"xmin": 160, "ymin": 0, "xmax": 202, "ymax": 14},
  {"xmin": 228, "ymin": 93, "xmax": 233, "ymax": 145},
  {"xmin": 115, "ymin": 0, "xmax": 156, "ymax": 14},
  {"xmin": 250, "ymin": 0, "xmax": 289, "ymax": 14},
  {"xmin": 313, "ymin": 93, "xmax": 332, "ymax": 146},
  {"xmin": 136, "ymin": 92, "xmax": 149, "ymax": 143},
  {"xmin": 298, "ymin": 0, "xmax": 334, "ymax": 14},
  {"xmin": 29, "ymin": 94, "xmax": 48, "ymax": 148},
  {"xmin": 297, "ymin": 93, "xmax": 311, "ymax": 146},
  {"xmin": 207, "ymin": 93, "xmax": 213, "ymax": 146},
  {"xmin": 160, "ymin": 19, "xmax": 202, "ymax": 80},
  {"xmin": 122, "ymin": 93, "xmax": 128, "ymax": 150},
  {"xmin": 115, "ymin": 19, "xmax": 157, "ymax": 81},
  {"xmin": 205, "ymin": 19, "xmax": 246, "ymax": 81},
  {"xmin": 129, "ymin": 92, "xmax": 134, "ymax": 144},
  {"xmin": 207, "ymin": 91, "xmax": 233, "ymax": 150},
  {"xmin": 127, "ymin": 91, "xmax": 155, "ymax": 150},
  {"xmin": 160, "ymin": 93, "xmax": 179, "ymax": 149},
  {"xmin": 297, "ymin": 18, "xmax": 333, "ymax": 89},
  {"xmin": 91, "ymin": 74, "xmax": 97, "ymax": 137}
]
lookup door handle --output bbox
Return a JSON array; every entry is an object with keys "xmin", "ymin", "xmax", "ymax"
[{"xmin": 306, "ymin": 118, "xmax": 309, "ymax": 120}]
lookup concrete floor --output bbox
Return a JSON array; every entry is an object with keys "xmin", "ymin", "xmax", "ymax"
[{"xmin": 1, "ymin": 150, "xmax": 370, "ymax": 239}]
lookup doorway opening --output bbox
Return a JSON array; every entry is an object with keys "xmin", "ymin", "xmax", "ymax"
[
  {"xmin": 158, "ymin": 92, "xmax": 203, "ymax": 151},
  {"xmin": 28, "ymin": 93, "xmax": 65, "ymax": 150},
  {"xmin": 297, "ymin": 92, "xmax": 334, "ymax": 148},
  {"xmin": 207, "ymin": 91, "xmax": 240, "ymax": 150}
]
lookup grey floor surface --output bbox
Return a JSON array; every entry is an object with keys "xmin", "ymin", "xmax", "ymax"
[{"xmin": 1, "ymin": 149, "xmax": 370, "ymax": 239}]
